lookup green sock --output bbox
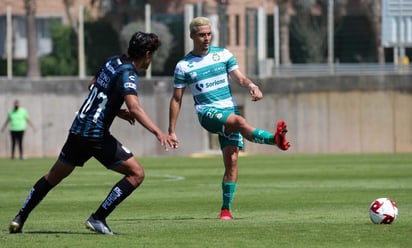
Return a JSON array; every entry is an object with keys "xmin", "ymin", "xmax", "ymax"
[
  {"xmin": 252, "ymin": 128, "xmax": 275, "ymax": 145},
  {"xmin": 221, "ymin": 182, "xmax": 237, "ymax": 210}
]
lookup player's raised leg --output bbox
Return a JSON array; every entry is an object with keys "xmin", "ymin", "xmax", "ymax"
[{"xmin": 224, "ymin": 114, "xmax": 290, "ymax": 151}]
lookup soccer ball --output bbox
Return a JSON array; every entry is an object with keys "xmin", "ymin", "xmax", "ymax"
[{"xmin": 369, "ymin": 197, "xmax": 398, "ymax": 224}]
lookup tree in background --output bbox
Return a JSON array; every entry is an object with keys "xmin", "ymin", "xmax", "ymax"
[
  {"xmin": 278, "ymin": 0, "xmax": 292, "ymax": 65},
  {"xmin": 282, "ymin": 0, "xmax": 380, "ymax": 64},
  {"xmin": 62, "ymin": 0, "xmax": 77, "ymax": 31},
  {"xmin": 84, "ymin": 21, "xmax": 121, "ymax": 75},
  {"xmin": 39, "ymin": 20, "xmax": 120, "ymax": 76},
  {"xmin": 24, "ymin": 0, "xmax": 40, "ymax": 78},
  {"xmin": 335, "ymin": 0, "xmax": 377, "ymax": 62},
  {"xmin": 119, "ymin": 20, "xmax": 174, "ymax": 75},
  {"xmin": 289, "ymin": 0, "xmax": 327, "ymax": 63},
  {"xmin": 364, "ymin": 0, "xmax": 384, "ymax": 63},
  {"xmin": 40, "ymin": 23, "xmax": 77, "ymax": 76}
]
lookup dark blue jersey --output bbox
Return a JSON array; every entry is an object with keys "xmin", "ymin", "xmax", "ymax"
[{"xmin": 70, "ymin": 55, "xmax": 138, "ymax": 138}]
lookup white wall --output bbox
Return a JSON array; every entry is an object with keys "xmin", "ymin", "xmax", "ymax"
[{"xmin": 0, "ymin": 75, "xmax": 411, "ymax": 158}]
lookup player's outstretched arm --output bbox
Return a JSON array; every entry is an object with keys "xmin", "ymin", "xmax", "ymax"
[
  {"xmin": 124, "ymin": 94, "xmax": 173, "ymax": 151},
  {"xmin": 229, "ymin": 69, "xmax": 262, "ymax": 101},
  {"xmin": 168, "ymin": 88, "xmax": 184, "ymax": 149}
]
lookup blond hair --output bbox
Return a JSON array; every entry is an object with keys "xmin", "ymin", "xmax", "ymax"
[{"xmin": 189, "ymin": 17, "xmax": 210, "ymax": 33}]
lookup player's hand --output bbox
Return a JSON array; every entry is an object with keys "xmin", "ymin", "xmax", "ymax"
[
  {"xmin": 157, "ymin": 132, "xmax": 175, "ymax": 152},
  {"xmin": 249, "ymin": 85, "xmax": 263, "ymax": 101},
  {"xmin": 169, "ymin": 132, "xmax": 180, "ymax": 149},
  {"xmin": 117, "ymin": 109, "xmax": 135, "ymax": 125}
]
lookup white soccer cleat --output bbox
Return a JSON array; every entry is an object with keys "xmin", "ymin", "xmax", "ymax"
[{"xmin": 85, "ymin": 215, "xmax": 115, "ymax": 235}]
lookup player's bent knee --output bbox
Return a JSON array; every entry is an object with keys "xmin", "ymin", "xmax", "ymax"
[
  {"xmin": 126, "ymin": 169, "xmax": 145, "ymax": 187},
  {"xmin": 226, "ymin": 115, "xmax": 247, "ymax": 131},
  {"xmin": 131, "ymin": 166, "xmax": 145, "ymax": 183},
  {"xmin": 232, "ymin": 116, "xmax": 248, "ymax": 130}
]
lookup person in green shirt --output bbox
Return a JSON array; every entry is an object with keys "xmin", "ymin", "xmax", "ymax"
[{"xmin": 1, "ymin": 100, "xmax": 35, "ymax": 159}]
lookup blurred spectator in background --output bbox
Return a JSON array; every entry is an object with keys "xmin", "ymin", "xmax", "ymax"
[{"xmin": 1, "ymin": 100, "xmax": 36, "ymax": 159}]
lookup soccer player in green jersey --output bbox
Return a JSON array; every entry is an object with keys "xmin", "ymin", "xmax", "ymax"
[{"xmin": 168, "ymin": 17, "xmax": 290, "ymax": 220}]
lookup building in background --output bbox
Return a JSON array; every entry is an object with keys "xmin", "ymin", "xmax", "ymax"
[
  {"xmin": 0, "ymin": 0, "xmax": 275, "ymax": 75},
  {"xmin": 0, "ymin": 0, "xmax": 99, "ymax": 59},
  {"xmin": 1, "ymin": 0, "xmax": 410, "ymax": 77}
]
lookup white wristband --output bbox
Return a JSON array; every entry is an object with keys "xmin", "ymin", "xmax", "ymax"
[{"xmin": 248, "ymin": 83, "xmax": 257, "ymax": 90}]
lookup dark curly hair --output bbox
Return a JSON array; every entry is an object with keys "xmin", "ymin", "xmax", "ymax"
[{"xmin": 127, "ymin": 31, "xmax": 161, "ymax": 59}]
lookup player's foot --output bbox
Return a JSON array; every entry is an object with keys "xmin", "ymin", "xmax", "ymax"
[
  {"xmin": 85, "ymin": 214, "xmax": 115, "ymax": 235},
  {"xmin": 275, "ymin": 120, "xmax": 290, "ymax": 151},
  {"xmin": 9, "ymin": 215, "xmax": 24, "ymax": 234},
  {"xmin": 220, "ymin": 209, "xmax": 233, "ymax": 220}
]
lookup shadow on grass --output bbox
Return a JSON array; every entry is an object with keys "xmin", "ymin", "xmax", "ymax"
[
  {"xmin": 18, "ymin": 230, "xmax": 96, "ymax": 235},
  {"xmin": 113, "ymin": 217, "xmax": 245, "ymax": 221},
  {"xmin": 6, "ymin": 217, "xmax": 243, "ymax": 235}
]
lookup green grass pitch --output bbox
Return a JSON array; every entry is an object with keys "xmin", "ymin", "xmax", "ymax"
[{"xmin": 0, "ymin": 154, "xmax": 411, "ymax": 247}]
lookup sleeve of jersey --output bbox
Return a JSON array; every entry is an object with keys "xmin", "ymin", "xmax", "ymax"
[
  {"xmin": 224, "ymin": 49, "xmax": 239, "ymax": 73},
  {"xmin": 173, "ymin": 63, "xmax": 187, "ymax": 89},
  {"xmin": 24, "ymin": 109, "xmax": 29, "ymax": 119},
  {"xmin": 120, "ymin": 70, "xmax": 138, "ymax": 96}
]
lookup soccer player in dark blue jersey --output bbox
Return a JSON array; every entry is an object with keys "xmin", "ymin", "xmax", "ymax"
[{"xmin": 9, "ymin": 32, "xmax": 173, "ymax": 235}]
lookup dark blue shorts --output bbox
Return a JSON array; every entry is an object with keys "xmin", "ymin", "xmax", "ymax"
[{"xmin": 58, "ymin": 133, "xmax": 133, "ymax": 169}]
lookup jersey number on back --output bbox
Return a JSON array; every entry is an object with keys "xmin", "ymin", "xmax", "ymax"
[{"xmin": 79, "ymin": 87, "xmax": 108, "ymax": 123}]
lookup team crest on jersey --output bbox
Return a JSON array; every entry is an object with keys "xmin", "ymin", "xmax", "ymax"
[
  {"xmin": 212, "ymin": 53, "xmax": 220, "ymax": 62},
  {"xmin": 124, "ymin": 82, "xmax": 136, "ymax": 89},
  {"xmin": 190, "ymin": 71, "xmax": 197, "ymax": 80},
  {"xmin": 215, "ymin": 113, "xmax": 223, "ymax": 119}
]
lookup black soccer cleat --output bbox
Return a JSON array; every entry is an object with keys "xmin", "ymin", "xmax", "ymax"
[{"xmin": 9, "ymin": 215, "xmax": 24, "ymax": 234}]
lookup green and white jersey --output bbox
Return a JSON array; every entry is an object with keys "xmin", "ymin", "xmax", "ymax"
[{"xmin": 173, "ymin": 46, "xmax": 239, "ymax": 113}]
